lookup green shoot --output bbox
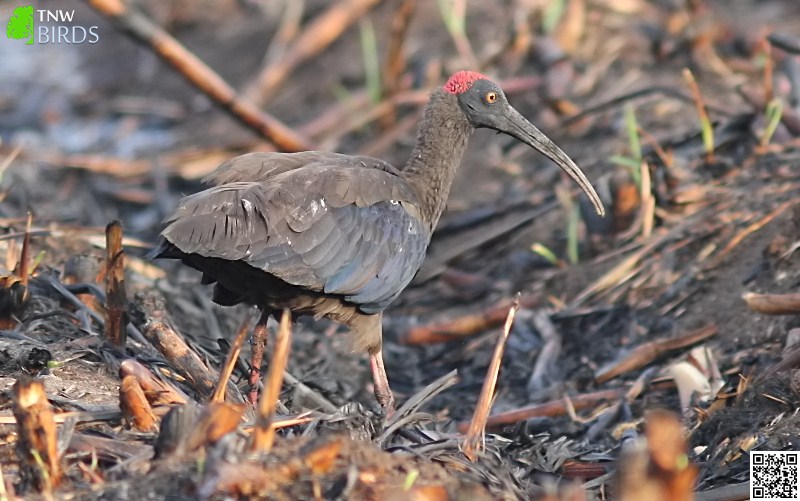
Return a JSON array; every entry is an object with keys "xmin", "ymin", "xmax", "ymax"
[
  {"xmin": 435, "ymin": 0, "xmax": 466, "ymax": 43},
  {"xmin": 555, "ymin": 185, "xmax": 580, "ymax": 265},
  {"xmin": 30, "ymin": 449, "xmax": 52, "ymax": 492},
  {"xmin": 625, "ymin": 104, "xmax": 642, "ymax": 162},
  {"xmin": 542, "ymin": 0, "xmax": 566, "ymax": 35},
  {"xmin": 403, "ymin": 469, "xmax": 420, "ymax": 491},
  {"xmin": 608, "ymin": 104, "xmax": 642, "ymax": 187},
  {"xmin": 567, "ymin": 201, "xmax": 580, "ymax": 265},
  {"xmin": 435, "ymin": 0, "xmax": 476, "ymax": 66},
  {"xmin": 31, "ymin": 250, "xmax": 46, "ymax": 274},
  {"xmin": 760, "ymin": 98, "xmax": 783, "ymax": 147},
  {"xmin": 359, "ymin": 18, "xmax": 381, "ymax": 104},
  {"xmin": 531, "ymin": 243, "xmax": 562, "ymax": 267},
  {"xmin": 331, "ymin": 84, "xmax": 354, "ymax": 105}
]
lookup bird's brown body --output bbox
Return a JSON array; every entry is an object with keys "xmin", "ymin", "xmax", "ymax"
[{"xmin": 153, "ymin": 72, "xmax": 605, "ymax": 411}]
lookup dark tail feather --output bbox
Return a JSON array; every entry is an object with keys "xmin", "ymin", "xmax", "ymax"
[{"xmin": 146, "ymin": 239, "xmax": 183, "ymax": 260}]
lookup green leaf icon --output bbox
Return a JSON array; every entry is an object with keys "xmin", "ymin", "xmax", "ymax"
[{"xmin": 7, "ymin": 5, "xmax": 34, "ymax": 45}]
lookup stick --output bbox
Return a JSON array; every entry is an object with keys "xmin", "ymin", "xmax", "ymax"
[
  {"xmin": 458, "ymin": 388, "xmax": 624, "ymax": 432},
  {"xmin": 212, "ymin": 311, "xmax": 253, "ymax": 403},
  {"xmin": 142, "ymin": 321, "xmax": 217, "ymax": 399},
  {"xmin": 250, "ymin": 309, "xmax": 292, "ymax": 453},
  {"xmin": 743, "ymin": 292, "xmax": 800, "ymax": 315},
  {"xmin": 402, "ymin": 294, "xmax": 538, "ymax": 344},
  {"xmin": 104, "ymin": 220, "xmax": 128, "ymax": 346},
  {"xmin": 595, "ymin": 325, "xmax": 718, "ymax": 384},
  {"xmin": 245, "ymin": 0, "xmax": 382, "ymax": 105},
  {"xmin": 462, "ymin": 295, "xmax": 520, "ymax": 462},
  {"xmin": 84, "ymin": 0, "xmax": 311, "ymax": 152},
  {"xmin": 707, "ymin": 199, "xmax": 797, "ymax": 269}
]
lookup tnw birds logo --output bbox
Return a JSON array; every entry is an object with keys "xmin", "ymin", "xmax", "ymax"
[
  {"xmin": 5, "ymin": 4, "xmax": 99, "ymax": 45},
  {"xmin": 6, "ymin": 5, "xmax": 34, "ymax": 45}
]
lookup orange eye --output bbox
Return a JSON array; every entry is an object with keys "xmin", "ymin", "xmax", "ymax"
[{"xmin": 485, "ymin": 91, "xmax": 497, "ymax": 103}]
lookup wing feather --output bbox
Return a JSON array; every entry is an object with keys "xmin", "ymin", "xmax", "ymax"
[{"xmin": 161, "ymin": 155, "xmax": 430, "ymax": 312}]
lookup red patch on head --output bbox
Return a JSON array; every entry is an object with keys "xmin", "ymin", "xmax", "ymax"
[{"xmin": 442, "ymin": 70, "xmax": 488, "ymax": 94}]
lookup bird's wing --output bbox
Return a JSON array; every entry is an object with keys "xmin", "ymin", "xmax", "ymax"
[
  {"xmin": 202, "ymin": 151, "xmax": 402, "ymax": 185},
  {"xmin": 161, "ymin": 160, "xmax": 430, "ymax": 312}
]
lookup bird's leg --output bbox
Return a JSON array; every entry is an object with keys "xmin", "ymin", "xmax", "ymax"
[
  {"xmin": 247, "ymin": 310, "xmax": 270, "ymax": 406},
  {"xmin": 369, "ymin": 346, "xmax": 395, "ymax": 417}
]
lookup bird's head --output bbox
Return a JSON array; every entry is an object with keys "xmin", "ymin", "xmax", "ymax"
[{"xmin": 444, "ymin": 71, "xmax": 605, "ymax": 216}]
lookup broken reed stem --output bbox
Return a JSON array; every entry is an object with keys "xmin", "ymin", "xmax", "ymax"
[
  {"xmin": 462, "ymin": 294, "xmax": 520, "ymax": 462},
  {"xmin": 104, "ymin": 220, "xmax": 127, "ymax": 346},
  {"xmin": 250, "ymin": 309, "xmax": 292, "ymax": 453},
  {"xmin": 85, "ymin": 0, "xmax": 310, "ymax": 152},
  {"xmin": 13, "ymin": 377, "xmax": 62, "ymax": 492},
  {"xmin": 212, "ymin": 311, "xmax": 254, "ymax": 403},
  {"xmin": 142, "ymin": 321, "xmax": 217, "ymax": 399},
  {"xmin": 120, "ymin": 375, "xmax": 157, "ymax": 432},
  {"xmin": 119, "ymin": 358, "xmax": 188, "ymax": 405}
]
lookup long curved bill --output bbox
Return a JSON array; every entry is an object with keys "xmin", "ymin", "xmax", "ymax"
[{"xmin": 499, "ymin": 107, "xmax": 605, "ymax": 216}]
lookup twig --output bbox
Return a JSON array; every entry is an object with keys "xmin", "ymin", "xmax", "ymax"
[
  {"xmin": 595, "ymin": 325, "xmax": 718, "ymax": 384},
  {"xmin": 250, "ymin": 309, "xmax": 292, "ymax": 453},
  {"xmin": 457, "ymin": 388, "xmax": 624, "ymax": 432},
  {"xmin": 245, "ymin": 0, "xmax": 382, "ymax": 105},
  {"xmin": 402, "ymin": 294, "xmax": 539, "ymax": 344},
  {"xmin": 706, "ymin": 199, "xmax": 797, "ymax": 269},
  {"xmin": 84, "ymin": 0, "xmax": 310, "ymax": 152},
  {"xmin": 212, "ymin": 311, "xmax": 253, "ymax": 403},
  {"xmin": 462, "ymin": 294, "xmax": 520, "ymax": 462},
  {"xmin": 743, "ymin": 292, "xmax": 800, "ymax": 315},
  {"xmin": 103, "ymin": 221, "xmax": 127, "ymax": 347},
  {"xmin": 142, "ymin": 321, "xmax": 218, "ymax": 399}
]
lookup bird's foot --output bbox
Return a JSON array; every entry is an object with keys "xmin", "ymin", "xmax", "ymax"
[
  {"xmin": 369, "ymin": 347, "xmax": 396, "ymax": 420},
  {"xmin": 376, "ymin": 391, "xmax": 396, "ymax": 421}
]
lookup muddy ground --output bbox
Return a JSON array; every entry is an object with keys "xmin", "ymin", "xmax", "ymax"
[{"xmin": 0, "ymin": 0, "xmax": 799, "ymax": 499}]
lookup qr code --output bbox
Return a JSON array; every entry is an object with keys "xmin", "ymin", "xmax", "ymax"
[{"xmin": 752, "ymin": 451, "xmax": 799, "ymax": 500}]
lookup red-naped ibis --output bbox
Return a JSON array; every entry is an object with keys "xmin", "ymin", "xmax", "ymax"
[{"xmin": 152, "ymin": 71, "xmax": 605, "ymax": 413}]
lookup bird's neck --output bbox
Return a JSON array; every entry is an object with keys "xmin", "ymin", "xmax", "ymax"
[{"xmin": 402, "ymin": 89, "xmax": 473, "ymax": 229}]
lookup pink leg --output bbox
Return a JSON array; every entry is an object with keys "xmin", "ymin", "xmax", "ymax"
[
  {"xmin": 247, "ymin": 311, "xmax": 270, "ymax": 406},
  {"xmin": 369, "ymin": 347, "xmax": 395, "ymax": 417}
]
